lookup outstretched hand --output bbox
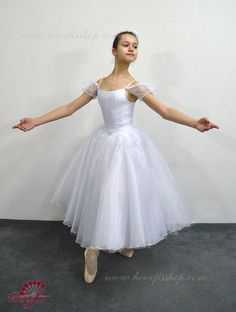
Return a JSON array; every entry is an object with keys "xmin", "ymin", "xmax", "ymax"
[
  {"xmin": 194, "ymin": 117, "xmax": 219, "ymax": 132},
  {"xmin": 12, "ymin": 118, "xmax": 37, "ymax": 132}
]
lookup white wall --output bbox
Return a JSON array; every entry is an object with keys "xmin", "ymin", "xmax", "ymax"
[{"xmin": 1, "ymin": 0, "xmax": 235, "ymax": 221}]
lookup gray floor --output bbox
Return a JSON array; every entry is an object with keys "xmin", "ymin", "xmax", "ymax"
[{"xmin": 0, "ymin": 220, "xmax": 235, "ymax": 312}]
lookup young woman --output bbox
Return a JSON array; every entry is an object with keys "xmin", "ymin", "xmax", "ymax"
[{"xmin": 12, "ymin": 30, "xmax": 219, "ymax": 284}]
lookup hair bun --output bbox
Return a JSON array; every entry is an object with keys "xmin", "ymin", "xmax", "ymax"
[{"xmin": 131, "ymin": 30, "xmax": 139, "ymax": 39}]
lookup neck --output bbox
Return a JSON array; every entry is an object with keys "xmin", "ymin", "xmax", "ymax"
[{"xmin": 110, "ymin": 61, "xmax": 131, "ymax": 80}]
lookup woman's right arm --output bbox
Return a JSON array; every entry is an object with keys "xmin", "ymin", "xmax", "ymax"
[{"xmin": 12, "ymin": 92, "xmax": 94, "ymax": 131}]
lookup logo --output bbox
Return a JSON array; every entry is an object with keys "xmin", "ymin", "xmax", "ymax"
[{"xmin": 8, "ymin": 280, "xmax": 50, "ymax": 309}]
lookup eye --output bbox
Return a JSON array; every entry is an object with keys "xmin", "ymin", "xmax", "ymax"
[{"xmin": 123, "ymin": 44, "xmax": 138, "ymax": 49}]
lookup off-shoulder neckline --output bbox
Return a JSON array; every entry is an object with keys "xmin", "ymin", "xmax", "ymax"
[{"xmin": 95, "ymin": 81, "xmax": 140, "ymax": 92}]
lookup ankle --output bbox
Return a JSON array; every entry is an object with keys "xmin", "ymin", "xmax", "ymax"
[{"xmin": 85, "ymin": 249, "xmax": 99, "ymax": 258}]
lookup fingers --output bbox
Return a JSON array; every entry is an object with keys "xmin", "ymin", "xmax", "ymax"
[
  {"xmin": 12, "ymin": 123, "xmax": 27, "ymax": 131},
  {"xmin": 209, "ymin": 122, "xmax": 219, "ymax": 129},
  {"xmin": 12, "ymin": 124, "xmax": 20, "ymax": 129},
  {"xmin": 205, "ymin": 123, "xmax": 219, "ymax": 131},
  {"xmin": 12, "ymin": 124, "xmax": 22, "ymax": 130},
  {"xmin": 12, "ymin": 120, "xmax": 26, "ymax": 130},
  {"xmin": 205, "ymin": 118, "xmax": 219, "ymax": 130},
  {"xmin": 204, "ymin": 117, "xmax": 217, "ymax": 128},
  {"xmin": 212, "ymin": 123, "xmax": 219, "ymax": 129}
]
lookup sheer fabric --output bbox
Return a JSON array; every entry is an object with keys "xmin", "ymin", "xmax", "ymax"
[
  {"xmin": 81, "ymin": 80, "xmax": 156, "ymax": 102},
  {"xmin": 126, "ymin": 82, "xmax": 156, "ymax": 101},
  {"xmin": 81, "ymin": 81, "xmax": 98, "ymax": 99}
]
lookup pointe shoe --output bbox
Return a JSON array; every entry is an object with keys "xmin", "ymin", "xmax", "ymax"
[
  {"xmin": 118, "ymin": 248, "xmax": 134, "ymax": 258},
  {"xmin": 84, "ymin": 248, "xmax": 99, "ymax": 283}
]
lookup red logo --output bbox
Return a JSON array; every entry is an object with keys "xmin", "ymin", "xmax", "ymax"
[{"xmin": 8, "ymin": 280, "xmax": 49, "ymax": 309}]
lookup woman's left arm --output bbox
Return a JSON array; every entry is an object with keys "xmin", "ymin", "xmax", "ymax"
[{"xmin": 142, "ymin": 93, "xmax": 219, "ymax": 132}]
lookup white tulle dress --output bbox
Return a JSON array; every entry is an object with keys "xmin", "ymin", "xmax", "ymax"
[{"xmin": 51, "ymin": 78, "xmax": 195, "ymax": 253}]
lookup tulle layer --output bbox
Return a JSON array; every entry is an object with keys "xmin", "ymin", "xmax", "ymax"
[{"xmin": 51, "ymin": 123, "xmax": 195, "ymax": 253}]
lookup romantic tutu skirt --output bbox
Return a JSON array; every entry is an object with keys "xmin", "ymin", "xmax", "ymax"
[{"xmin": 51, "ymin": 123, "xmax": 195, "ymax": 253}]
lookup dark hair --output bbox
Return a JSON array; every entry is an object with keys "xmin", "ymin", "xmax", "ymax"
[{"xmin": 112, "ymin": 31, "xmax": 139, "ymax": 49}]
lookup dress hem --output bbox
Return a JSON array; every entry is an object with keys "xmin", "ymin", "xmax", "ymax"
[{"xmin": 62, "ymin": 220, "xmax": 195, "ymax": 254}]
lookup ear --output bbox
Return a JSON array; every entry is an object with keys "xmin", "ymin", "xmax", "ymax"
[{"xmin": 112, "ymin": 48, "xmax": 117, "ymax": 56}]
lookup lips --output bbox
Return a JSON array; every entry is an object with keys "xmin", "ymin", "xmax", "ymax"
[{"xmin": 127, "ymin": 54, "xmax": 134, "ymax": 56}]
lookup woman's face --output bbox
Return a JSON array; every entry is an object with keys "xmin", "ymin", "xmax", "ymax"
[{"xmin": 113, "ymin": 34, "xmax": 138, "ymax": 63}]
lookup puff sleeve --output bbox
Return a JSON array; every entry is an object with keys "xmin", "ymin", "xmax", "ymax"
[
  {"xmin": 81, "ymin": 80, "xmax": 98, "ymax": 99},
  {"xmin": 126, "ymin": 82, "xmax": 156, "ymax": 101}
]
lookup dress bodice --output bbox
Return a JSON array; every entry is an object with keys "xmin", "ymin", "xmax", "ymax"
[
  {"xmin": 81, "ymin": 79, "xmax": 157, "ymax": 131},
  {"xmin": 97, "ymin": 88, "xmax": 135, "ymax": 130}
]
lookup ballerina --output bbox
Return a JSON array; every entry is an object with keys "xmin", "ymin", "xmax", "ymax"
[{"xmin": 12, "ymin": 30, "xmax": 219, "ymax": 284}]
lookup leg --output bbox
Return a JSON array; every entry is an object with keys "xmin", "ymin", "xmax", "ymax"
[{"xmin": 85, "ymin": 248, "xmax": 100, "ymax": 258}]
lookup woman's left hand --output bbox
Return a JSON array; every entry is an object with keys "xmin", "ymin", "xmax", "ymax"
[{"xmin": 194, "ymin": 116, "xmax": 219, "ymax": 132}]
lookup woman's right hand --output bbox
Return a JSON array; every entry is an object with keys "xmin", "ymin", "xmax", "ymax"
[{"xmin": 12, "ymin": 118, "xmax": 37, "ymax": 132}]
